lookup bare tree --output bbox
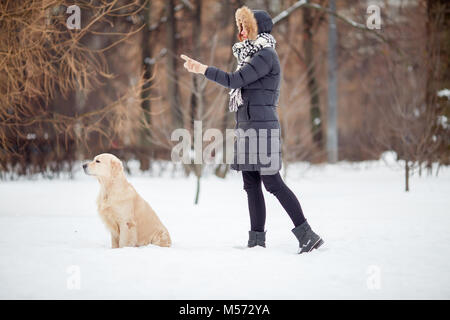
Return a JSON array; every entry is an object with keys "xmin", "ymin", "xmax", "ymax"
[
  {"xmin": 0, "ymin": 0, "xmax": 152, "ymax": 177},
  {"xmin": 370, "ymin": 0, "xmax": 447, "ymax": 191}
]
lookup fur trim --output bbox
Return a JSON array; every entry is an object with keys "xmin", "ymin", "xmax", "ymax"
[{"xmin": 235, "ymin": 6, "xmax": 258, "ymax": 41}]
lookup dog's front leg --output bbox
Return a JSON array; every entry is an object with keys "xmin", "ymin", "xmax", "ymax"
[
  {"xmin": 111, "ymin": 233, "xmax": 119, "ymax": 248},
  {"xmin": 118, "ymin": 221, "xmax": 138, "ymax": 248}
]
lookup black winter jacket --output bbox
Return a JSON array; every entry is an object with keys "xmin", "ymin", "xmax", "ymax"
[{"xmin": 204, "ymin": 10, "xmax": 282, "ymax": 174}]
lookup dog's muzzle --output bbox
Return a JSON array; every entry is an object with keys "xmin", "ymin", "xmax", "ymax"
[{"xmin": 82, "ymin": 163, "xmax": 89, "ymax": 174}]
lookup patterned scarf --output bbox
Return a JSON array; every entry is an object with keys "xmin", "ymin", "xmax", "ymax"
[{"xmin": 229, "ymin": 32, "xmax": 277, "ymax": 112}]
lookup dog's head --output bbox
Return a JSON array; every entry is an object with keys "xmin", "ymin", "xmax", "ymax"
[{"xmin": 82, "ymin": 153, "xmax": 124, "ymax": 179}]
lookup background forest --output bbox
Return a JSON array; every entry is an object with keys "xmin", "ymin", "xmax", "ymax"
[{"xmin": 1, "ymin": 0, "xmax": 449, "ymax": 190}]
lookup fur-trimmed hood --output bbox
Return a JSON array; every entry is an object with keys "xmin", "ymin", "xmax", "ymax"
[{"xmin": 235, "ymin": 6, "xmax": 273, "ymax": 41}]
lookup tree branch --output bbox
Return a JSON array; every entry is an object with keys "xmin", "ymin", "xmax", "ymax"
[{"xmin": 272, "ymin": 0, "xmax": 387, "ymax": 43}]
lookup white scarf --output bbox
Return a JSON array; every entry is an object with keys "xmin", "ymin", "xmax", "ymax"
[{"xmin": 229, "ymin": 33, "xmax": 277, "ymax": 112}]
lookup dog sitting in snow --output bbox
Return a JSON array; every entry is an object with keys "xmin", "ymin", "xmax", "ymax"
[{"xmin": 83, "ymin": 153, "xmax": 171, "ymax": 248}]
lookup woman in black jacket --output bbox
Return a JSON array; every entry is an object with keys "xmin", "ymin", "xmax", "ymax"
[{"xmin": 181, "ymin": 6, "xmax": 323, "ymax": 254}]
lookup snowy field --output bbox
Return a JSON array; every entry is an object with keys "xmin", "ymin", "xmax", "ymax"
[{"xmin": 0, "ymin": 154, "xmax": 449, "ymax": 299}]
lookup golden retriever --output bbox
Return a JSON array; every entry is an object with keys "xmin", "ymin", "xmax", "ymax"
[{"xmin": 83, "ymin": 153, "xmax": 171, "ymax": 248}]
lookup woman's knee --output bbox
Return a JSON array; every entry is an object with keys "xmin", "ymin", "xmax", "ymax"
[{"xmin": 261, "ymin": 173, "xmax": 285, "ymax": 194}]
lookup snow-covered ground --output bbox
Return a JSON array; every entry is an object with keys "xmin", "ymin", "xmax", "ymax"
[{"xmin": 1, "ymin": 154, "xmax": 449, "ymax": 299}]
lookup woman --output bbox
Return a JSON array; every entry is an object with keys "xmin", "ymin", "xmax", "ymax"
[{"xmin": 181, "ymin": 6, "xmax": 323, "ymax": 254}]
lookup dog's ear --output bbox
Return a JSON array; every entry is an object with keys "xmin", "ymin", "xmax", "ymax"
[{"xmin": 110, "ymin": 158, "xmax": 123, "ymax": 177}]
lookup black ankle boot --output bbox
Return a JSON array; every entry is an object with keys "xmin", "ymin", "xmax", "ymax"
[
  {"xmin": 291, "ymin": 221, "xmax": 324, "ymax": 254},
  {"xmin": 248, "ymin": 230, "xmax": 266, "ymax": 248}
]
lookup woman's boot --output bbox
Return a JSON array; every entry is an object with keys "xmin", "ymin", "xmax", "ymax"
[
  {"xmin": 291, "ymin": 221, "xmax": 324, "ymax": 254},
  {"xmin": 248, "ymin": 230, "xmax": 266, "ymax": 248}
]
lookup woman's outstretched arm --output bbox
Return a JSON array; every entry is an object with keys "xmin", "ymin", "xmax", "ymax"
[
  {"xmin": 204, "ymin": 49, "xmax": 273, "ymax": 89},
  {"xmin": 181, "ymin": 49, "xmax": 273, "ymax": 89}
]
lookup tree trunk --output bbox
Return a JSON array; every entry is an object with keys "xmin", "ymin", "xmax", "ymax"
[
  {"xmin": 166, "ymin": 0, "xmax": 183, "ymax": 129},
  {"xmin": 303, "ymin": 7, "xmax": 324, "ymax": 149},
  {"xmin": 194, "ymin": 173, "xmax": 201, "ymax": 205},
  {"xmin": 405, "ymin": 160, "xmax": 410, "ymax": 192},
  {"xmin": 326, "ymin": 0, "xmax": 338, "ymax": 163},
  {"xmin": 189, "ymin": 0, "xmax": 202, "ymax": 129},
  {"xmin": 140, "ymin": 0, "xmax": 154, "ymax": 171}
]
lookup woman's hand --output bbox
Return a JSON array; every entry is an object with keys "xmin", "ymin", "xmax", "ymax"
[{"xmin": 180, "ymin": 54, "xmax": 208, "ymax": 74}]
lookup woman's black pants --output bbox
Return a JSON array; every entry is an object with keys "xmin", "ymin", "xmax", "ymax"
[{"xmin": 242, "ymin": 170, "xmax": 306, "ymax": 232}]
